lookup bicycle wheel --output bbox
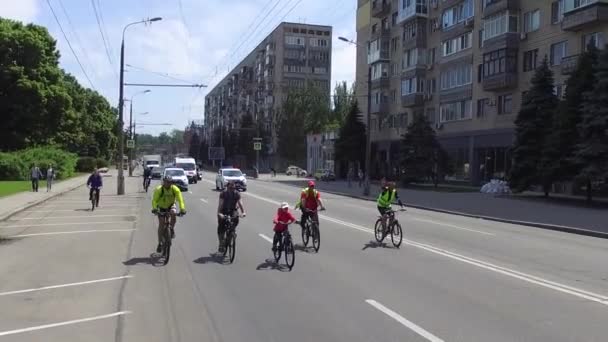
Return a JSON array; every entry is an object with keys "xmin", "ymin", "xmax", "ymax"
[
  {"xmin": 91, "ymin": 197, "xmax": 95, "ymax": 211},
  {"xmin": 312, "ymin": 222, "xmax": 320, "ymax": 252},
  {"xmin": 222, "ymin": 231, "xmax": 229, "ymax": 258},
  {"xmin": 301, "ymin": 221, "xmax": 310, "ymax": 247},
  {"xmin": 162, "ymin": 223, "xmax": 172, "ymax": 265},
  {"xmin": 273, "ymin": 237, "xmax": 282, "ymax": 262},
  {"xmin": 390, "ymin": 221, "xmax": 403, "ymax": 248},
  {"xmin": 284, "ymin": 236, "xmax": 295, "ymax": 270},
  {"xmin": 374, "ymin": 219, "xmax": 385, "ymax": 243},
  {"xmin": 228, "ymin": 231, "xmax": 236, "ymax": 264}
]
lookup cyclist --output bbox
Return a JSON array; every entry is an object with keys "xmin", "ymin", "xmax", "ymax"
[
  {"xmin": 86, "ymin": 168, "xmax": 103, "ymax": 207},
  {"xmin": 272, "ymin": 202, "xmax": 296, "ymax": 252},
  {"xmin": 152, "ymin": 176, "xmax": 186, "ymax": 253},
  {"xmin": 295, "ymin": 180, "xmax": 325, "ymax": 233},
  {"xmin": 377, "ymin": 181, "xmax": 404, "ymax": 231},
  {"xmin": 217, "ymin": 180, "xmax": 246, "ymax": 253},
  {"xmin": 143, "ymin": 166, "xmax": 152, "ymax": 189}
]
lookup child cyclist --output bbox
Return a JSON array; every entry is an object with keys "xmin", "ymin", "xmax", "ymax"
[{"xmin": 272, "ymin": 202, "xmax": 296, "ymax": 252}]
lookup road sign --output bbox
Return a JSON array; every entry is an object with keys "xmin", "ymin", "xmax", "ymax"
[
  {"xmin": 208, "ymin": 147, "xmax": 225, "ymax": 160},
  {"xmin": 253, "ymin": 142, "xmax": 262, "ymax": 151},
  {"xmin": 126, "ymin": 140, "xmax": 135, "ymax": 148}
]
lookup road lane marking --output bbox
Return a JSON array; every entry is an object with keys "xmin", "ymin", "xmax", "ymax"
[
  {"xmin": 411, "ymin": 218, "xmax": 495, "ymax": 236},
  {"xmin": 9, "ymin": 229, "xmax": 136, "ymax": 238},
  {"xmin": 13, "ymin": 215, "xmax": 133, "ymax": 220},
  {"xmin": 366, "ymin": 300, "xmax": 444, "ymax": 342},
  {"xmin": 259, "ymin": 234, "xmax": 274, "ymax": 243},
  {"xmin": 243, "ymin": 189, "xmax": 608, "ymax": 306},
  {"xmin": 200, "ymin": 198, "xmax": 208, "ymax": 204},
  {"xmin": 188, "ymin": 191, "xmax": 193, "ymax": 194},
  {"xmin": 0, "ymin": 311, "xmax": 132, "ymax": 337},
  {"xmin": 0, "ymin": 275, "xmax": 133, "ymax": 296},
  {"xmin": 25, "ymin": 208, "xmax": 136, "ymax": 213},
  {"xmin": 1, "ymin": 221, "xmax": 133, "ymax": 229}
]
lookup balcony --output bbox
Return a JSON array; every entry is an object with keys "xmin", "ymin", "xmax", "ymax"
[
  {"xmin": 561, "ymin": 55, "xmax": 580, "ymax": 75},
  {"xmin": 482, "ymin": 0, "xmax": 520, "ymax": 18},
  {"xmin": 482, "ymin": 32, "xmax": 520, "ymax": 52},
  {"xmin": 482, "ymin": 72, "xmax": 518, "ymax": 91},
  {"xmin": 372, "ymin": 0, "xmax": 391, "ymax": 18},
  {"xmin": 367, "ymin": 49, "xmax": 391, "ymax": 64},
  {"xmin": 401, "ymin": 93, "xmax": 424, "ymax": 107},
  {"xmin": 398, "ymin": 0, "xmax": 429, "ymax": 24},
  {"xmin": 371, "ymin": 75, "xmax": 390, "ymax": 89},
  {"xmin": 371, "ymin": 27, "xmax": 391, "ymax": 41},
  {"xmin": 370, "ymin": 99, "xmax": 390, "ymax": 114},
  {"xmin": 402, "ymin": 18, "xmax": 427, "ymax": 50},
  {"xmin": 562, "ymin": 2, "xmax": 608, "ymax": 31}
]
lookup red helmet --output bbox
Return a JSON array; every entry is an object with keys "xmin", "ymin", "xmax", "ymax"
[{"xmin": 308, "ymin": 180, "xmax": 315, "ymax": 187}]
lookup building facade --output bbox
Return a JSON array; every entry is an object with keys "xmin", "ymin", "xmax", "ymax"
[
  {"xmin": 356, "ymin": 0, "xmax": 608, "ymax": 184},
  {"xmin": 306, "ymin": 130, "xmax": 338, "ymax": 174},
  {"xmin": 205, "ymin": 22, "xmax": 333, "ymax": 168}
]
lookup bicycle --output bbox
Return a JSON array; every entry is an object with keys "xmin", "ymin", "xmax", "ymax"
[
  {"xmin": 89, "ymin": 187, "xmax": 100, "ymax": 211},
  {"xmin": 301, "ymin": 208, "xmax": 322, "ymax": 252},
  {"xmin": 374, "ymin": 208, "xmax": 405, "ymax": 248},
  {"xmin": 220, "ymin": 214, "xmax": 241, "ymax": 263},
  {"xmin": 155, "ymin": 210, "xmax": 184, "ymax": 265},
  {"xmin": 144, "ymin": 176, "xmax": 151, "ymax": 192},
  {"xmin": 273, "ymin": 221, "xmax": 295, "ymax": 270}
]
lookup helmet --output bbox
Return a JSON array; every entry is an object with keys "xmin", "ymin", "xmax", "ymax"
[
  {"xmin": 308, "ymin": 180, "xmax": 315, "ymax": 187},
  {"xmin": 163, "ymin": 175, "xmax": 173, "ymax": 183}
]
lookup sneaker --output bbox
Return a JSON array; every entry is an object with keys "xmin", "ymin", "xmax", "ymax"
[{"xmin": 156, "ymin": 244, "xmax": 162, "ymax": 253}]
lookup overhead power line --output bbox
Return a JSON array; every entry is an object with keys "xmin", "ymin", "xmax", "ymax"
[
  {"xmin": 96, "ymin": 0, "xmax": 116, "ymax": 59},
  {"xmin": 91, "ymin": 0, "xmax": 118, "ymax": 79},
  {"xmin": 45, "ymin": 0, "xmax": 96, "ymax": 90},
  {"xmin": 56, "ymin": 0, "xmax": 97, "ymax": 82},
  {"xmin": 125, "ymin": 64, "xmax": 195, "ymax": 84}
]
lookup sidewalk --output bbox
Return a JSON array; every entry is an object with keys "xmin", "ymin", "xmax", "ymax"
[
  {"xmin": 0, "ymin": 173, "xmax": 95, "ymax": 221},
  {"xmin": 255, "ymin": 174, "xmax": 608, "ymax": 237}
]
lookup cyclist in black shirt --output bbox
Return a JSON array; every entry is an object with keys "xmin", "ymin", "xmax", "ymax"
[{"xmin": 217, "ymin": 181, "xmax": 246, "ymax": 253}]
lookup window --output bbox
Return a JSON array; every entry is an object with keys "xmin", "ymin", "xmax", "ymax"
[
  {"xmin": 391, "ymin": 63, "xmax": 398, "ymax": 75},
  {"xmin": 442, "ymin": 31, "xmax": 473, "ymax": 56},
  {"xmin": 442, "ymin": 0, "xmax": 474, "ymax": 29},
  {"xmin": 391, "ymin": 89, "xmax": 397, "ymax": 103},
  {"xmin": 565, "ymin": 0, "xmax": 597, "ymax": 13},
  {"xmin": 523, "ymin": 49, "xmax": 538, "ymax": 72},
  {"xmin": 287, "ymin": 78, "xmax": 305, "ymax": 88},
  {"xmin": 285, "ymin": 49, "xmax": 303, "ymax": 59},
  {"xmin": 483, "ymin": 11, "xmax": 518, "ymax": 41},
  {"xmin": 312, "ymin": 67, "xmax": 327, "ymax": 74},
  {"xmin": 483, "ymin": 49, "xmax": 517, "ymax": 77},
  {"xmin": 477, "ymin": 98, "xmax": 488, "ymax": 118},
  {"xmin": 401, "ymin": 77, "xmax": 425, "ymax": 95},
  {"xmin": 392, "ymin": 12, "xmax": 398, "ymax": 26},
  {"xmin": 372, "ymin": 63, "xmax": 389, "ymax": 79},
  {"xmin": 523, "ymin": 9, "xmax": 540, "ymax": 32},
  {"xmin": 430, "ymin": 18, "xmax": 439, "ymax": 32},
  {"xmin": 554, "ymin": 84, "xmax": 564, "ymax": 98},
  {"xmin": 497, "ymin": 94, "xmax": 513, "ymax": 114},
  {"xmin": 552, "ymin": 0, "xmax": 564, "ymax": 24},
  {"xmin": 310, "ymin": 38, "xmax": 328, "ymax": 47},
  {"xmin": 283, "ymin": 65, "xmax": 304, "ymax": 73},
  {"xmin": 550, "ymin": 41, "xmax": 568, "ymax": 66},
  {"xmin": 285, "ymin": 36, "xmax": 305, "ymax": 46},
  {"xmin": 382, "ymin": 17, "xmax": 390, "ymax": 30},
  {"xmin": 399, "ymin": 0, "xmax": 428, "ymax": 22},
  {"xmin": 402, "ymin": 48, "xmax": 426, "ymax": 69},
  {"xmin": 440, "ymin": 64, "xmax": 472, "ymax": 90},
  {"xmin": 428, "ymin": 47, "xmax": 437, "ymax": 65},
  {"xmin": 426, "ymin": 108, "xmax": 435, "ymax": 123},
  {"xmin": 391, "ymin": 37, "xmax": 399, "ymax": 52},
  {"xmin": 583, "ymin": 32, "xmax": 604, "ymax": 50},
  {"xmin": 403, "ymin": 21, "xmax": 417, "ymax": 41},
  {"xmin": 440, "ymin": 99, "xmax": 472, "ymax": 122}
]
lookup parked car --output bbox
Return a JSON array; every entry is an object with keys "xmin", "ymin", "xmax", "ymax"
[
  {"xmin": 314, "ymin": 169, "xmax": 336, "ymax": 181},
  {"xmin": 163, "ymin": 168, "xmax": 188, "ymax": 192},
  {"xmin": 285, "ymin": 165, "xmax": 307, "ymax": 177},
  {"xmin": 215, "ymin": 168, "xmax": 247, "ymax": 191},
  {"xmin": 151, "ymin": 166, "xmax": 163, "ymax": 180}
]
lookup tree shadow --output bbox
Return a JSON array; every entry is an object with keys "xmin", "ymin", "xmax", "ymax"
[
  {"xmin": 256, "ymin": 258, "xmax": 290, "ymax": 272},
  {"xmin": 193, "ymin": 253, "xmax": 225, "ymax": 265},
  {"xmin": 123, "ymin": 254, "xmax": 163, "ymax": 267},
  {"xmin": 361, "ymin": 240, "xmax": 390, "ymax": 250}
]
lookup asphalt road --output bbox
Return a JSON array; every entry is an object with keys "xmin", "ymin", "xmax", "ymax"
[{"xmin": 1, "ymin": 170, "xmax": 608, "ymax": 341}]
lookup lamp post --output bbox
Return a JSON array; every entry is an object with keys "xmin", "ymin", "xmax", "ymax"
[
  {"xmin": 339, "ymin": 36, "xmax": 372, "ymax": 196},
  {"xmin": 117, "ymin": 17, "xmax": 162, "ymax": 195},
  {"xmin": 127, "ymin": 90, "xmax": 150, "ymax": 176}
]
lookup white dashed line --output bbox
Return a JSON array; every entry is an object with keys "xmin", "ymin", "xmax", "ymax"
[
  {"xmin": 9, "ymin": 229, "xmax": 136, "ymax": 238},
  {"xmin": 0, "ymin": 275, "xmax": 133, "ymax": 296},
  {"xmin": 366, "ymin": 300, "xmax": 444, "ymax": 342},
  {"xmin": 1, "ymin": 221, "xmax": 132, "ymax": 229},
  {"xmin": 200, "ymin": 198, "xmax": 208, "ymax": 204},
  {"xmin": 258, "ymin": 233, "xmax": 274, "ymax": 243}
]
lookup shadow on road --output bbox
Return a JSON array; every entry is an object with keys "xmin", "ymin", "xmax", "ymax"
[
  {"xmin": 193, "ymin": 253, "xmax": 225, "ymax": 265},
  {"xmin": 294, "ymin": 244, "xmax": 316, "ymax": 253},
  {"xmin": 256, "ymin": 258, "xmax": 290, "ymax": 272},
  {"xmin": 74, "ymin": 208, "xmax": 93, "ymax": 212},
  {"xmin": 361, "ymin": 240, "xmax": 391, "ymax": 250},
  {"xmin": 123, "ymin": 254, "xmax": 161, "ymax": 266}
]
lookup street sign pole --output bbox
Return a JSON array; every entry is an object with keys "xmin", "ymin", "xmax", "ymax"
[{"xmin": 253, "ymin": 138, "xmax": 262, "ymax": 174}]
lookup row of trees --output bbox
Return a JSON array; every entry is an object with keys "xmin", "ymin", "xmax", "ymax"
[
  {"xmin": 0, "ymin": 18, "xmax": 118, "ymax": 161},
  {"xmin": 511, "ymin": 46, "xmax": 608, "ymax": 201}
]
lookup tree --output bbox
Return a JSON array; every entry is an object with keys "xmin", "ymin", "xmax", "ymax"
[
  {"xmin": 552, "ymin": 46, "xmax": 599, "ymax": 185},
  {"xmin": 277, "ymin": 89, "xmax": 308, "ymax": 164},
  {"xmin": 574, "ymin": 47, "xmax": 608, "ymax": 202},
  {"xmin": 188, "ymin": 133, "xmax": 201, "ymax": 160},
  {"xmin": 510, "ymin": 57, "xmax": 559, "ymax": 195},
  {"xmin": 399, "ymin": 113, "xmax": 446, "ymax": 185},
  {"xmin": 332, "ymin": 81, "xmax": 356, "ymax": 127},
  {"xmin": 334, "ymin": 101, "xmax": 366, "ymax": 171}
]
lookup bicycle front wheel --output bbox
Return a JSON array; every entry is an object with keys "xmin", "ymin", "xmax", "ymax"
[
  {"xmin": 374, "ymin": 219, "xmax": 384, "ymax": 243},
  {"xmin": 284, "ymin": 237, "xmax": 295, "ymax": 270},
  {"xmin": 312, "ymin": 222, "xmax": 320, "ymax": 252},
  {"xmin": 273, "ymin": 237, "xmax": 282, "ymax": 262},
  {"xmin": 228, "ymin": 232, "xmax": 236, "ymax": 263},
  {"xmin": 390, "ymin": 221, "xmax": 403, "ymax": 248},
  {"xmin": 301, "ymin": 222, "xmax": 310, "ymax": 247},
  {"xmin": 162, "ymin": 225, "xmax": 172, "ymax": 265}
]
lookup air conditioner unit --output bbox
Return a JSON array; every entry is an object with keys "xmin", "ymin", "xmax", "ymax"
[{"xmin": 520, "ymin": 32, "xmax": 528, "ymax": 41}]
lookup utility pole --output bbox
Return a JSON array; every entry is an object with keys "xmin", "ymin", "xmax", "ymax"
[{"xmin": 364, "ymin": 66, "xmax": 372, "ymax": 196}]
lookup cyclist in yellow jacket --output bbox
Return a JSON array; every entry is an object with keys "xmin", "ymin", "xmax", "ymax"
[
  {"xmin": 152, "ymin": 176, "xmax": 186, "ymax": 252},
  {"xmin": 377, "ymin": 182, "xmax": 404, "ymax": 231}
]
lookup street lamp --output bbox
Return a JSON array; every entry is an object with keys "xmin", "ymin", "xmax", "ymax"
[
  {"xmin": 126, "ymin": 90, "xmax": 150, "ymax": 176},
  {"xmin": 117, "ymin": 17, "xmax": 162, "ymax": 195},
  {"xmin": 338, "ymin": 36, "xmax": 372, "ymax": 196}
]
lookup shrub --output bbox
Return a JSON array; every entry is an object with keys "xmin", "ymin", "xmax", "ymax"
[
  {"xmin": 0, "ymin": 153, "xmax": 27, "ymax": 180},
  {"xmin": 0, "ymin": 147, "xmax": 78, "ymax": 180},
  {"xmin": 95, "ymin": 158, "xmax": 109, "ymax": 168},
  {"xmin": 76, "ymin": 157, "xmax": 97, "ymax": 173}
]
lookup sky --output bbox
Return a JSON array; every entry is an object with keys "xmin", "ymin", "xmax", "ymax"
[{"xmin": 1, "ymin": 0, "xmax": 357, "ymax": 135}]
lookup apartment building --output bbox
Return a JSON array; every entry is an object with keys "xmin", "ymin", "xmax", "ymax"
[
  {"xmin": 355, "ymin": 0, "xmax": 608, "ymax": 185},
  {"xmin": 204, "ymin": 22, "xmax": 332, "ymax": 167}
]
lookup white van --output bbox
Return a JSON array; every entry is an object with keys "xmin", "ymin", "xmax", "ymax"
[{"xmin": 175, "ymin": 157, "xmax": 197, "ymax": 184}]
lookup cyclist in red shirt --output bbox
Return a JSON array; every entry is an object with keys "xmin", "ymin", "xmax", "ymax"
[
  {"xmin": 295, "ymin": 180, "xmax": 325, "ymax": 233},
  {"xmin": 272, "ymin": 202, "xmax": 296, "ymax": 252}
]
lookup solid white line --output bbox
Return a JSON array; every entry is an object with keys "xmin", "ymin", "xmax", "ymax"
[
  {"xmin": 259, "ymin": 233, "xmax": 274, "ymax": 243},
  {"xmin": 243, "ymin": 190, "xmax": 608, "ymax": 306},
  {"xmin": 0, "ymin": 311, "xmax": 131, "ymax": 337},
  {"xmin": 366, "ymin": 300, "xmax": 444, "ymax": 342},
  {"xmin": 200, "ymin": 198, "xmax": 208, "ymax": 203},
  {"xmin": 1, "ymin": 221, "xmax": 132, "ymax": 229},
  {"xmin": 14, "ymin": 215, "xmax": 132, "ymax": 220},
  {"xmin": 412, "ymin": 218, "xmax": 495, "ymax": 236},
  {"xmin": 9, "ymin": 229, "xmax": 136, "ymax": 238},
  {"xmin": 0, "ymin": 275, "xmax": 133, "ymax": 296},
  {"xmin": 29, "ymin": 207, "xmax": 136, "ymax": 212},
  {"xmin": 188, "ymin": 191, "xmax": 193, "ymax": 194}
]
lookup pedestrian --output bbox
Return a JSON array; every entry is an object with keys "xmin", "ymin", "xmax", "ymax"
[
  {"xmin": 46, "ymin": 164, "xmax": 55, "ymax": 192},
  {"xmin": 30, "ymin": 164, "xmax": 42, "ymax": 192},
  {"xmin": 358, "ymin": 169, "xmax": 364, "ymax": 187},
  {"xmin": 347, "ymin": 167, "xmax": 354, "ymax": 188},
  {"xmin": 271, "ymin": 167, "xmax": 276, "ymax": 177}
]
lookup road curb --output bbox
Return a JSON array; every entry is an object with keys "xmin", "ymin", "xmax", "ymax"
[
  {"xmin": 254, "ymin": 178, "xmax": 608, "ymax": 240},
  {"xmin": 0, "ymin": 181, "xmax": 87, "ymax": 222}
]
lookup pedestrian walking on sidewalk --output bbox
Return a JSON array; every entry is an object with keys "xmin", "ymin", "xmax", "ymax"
[
  {"xmin": 358, "ymin": 169, "xmax": 364, "ymax": 187},
  {"xmin": 30, "ymin": 164, "xmax": 42, "ymax": 192},
  {"xmin": 46, "ymin": 164, "xmax": 55, "ymax": 192},
  {"xmin": 347, "ymin": 167, "xmax": 354, "ymax": 188}
]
